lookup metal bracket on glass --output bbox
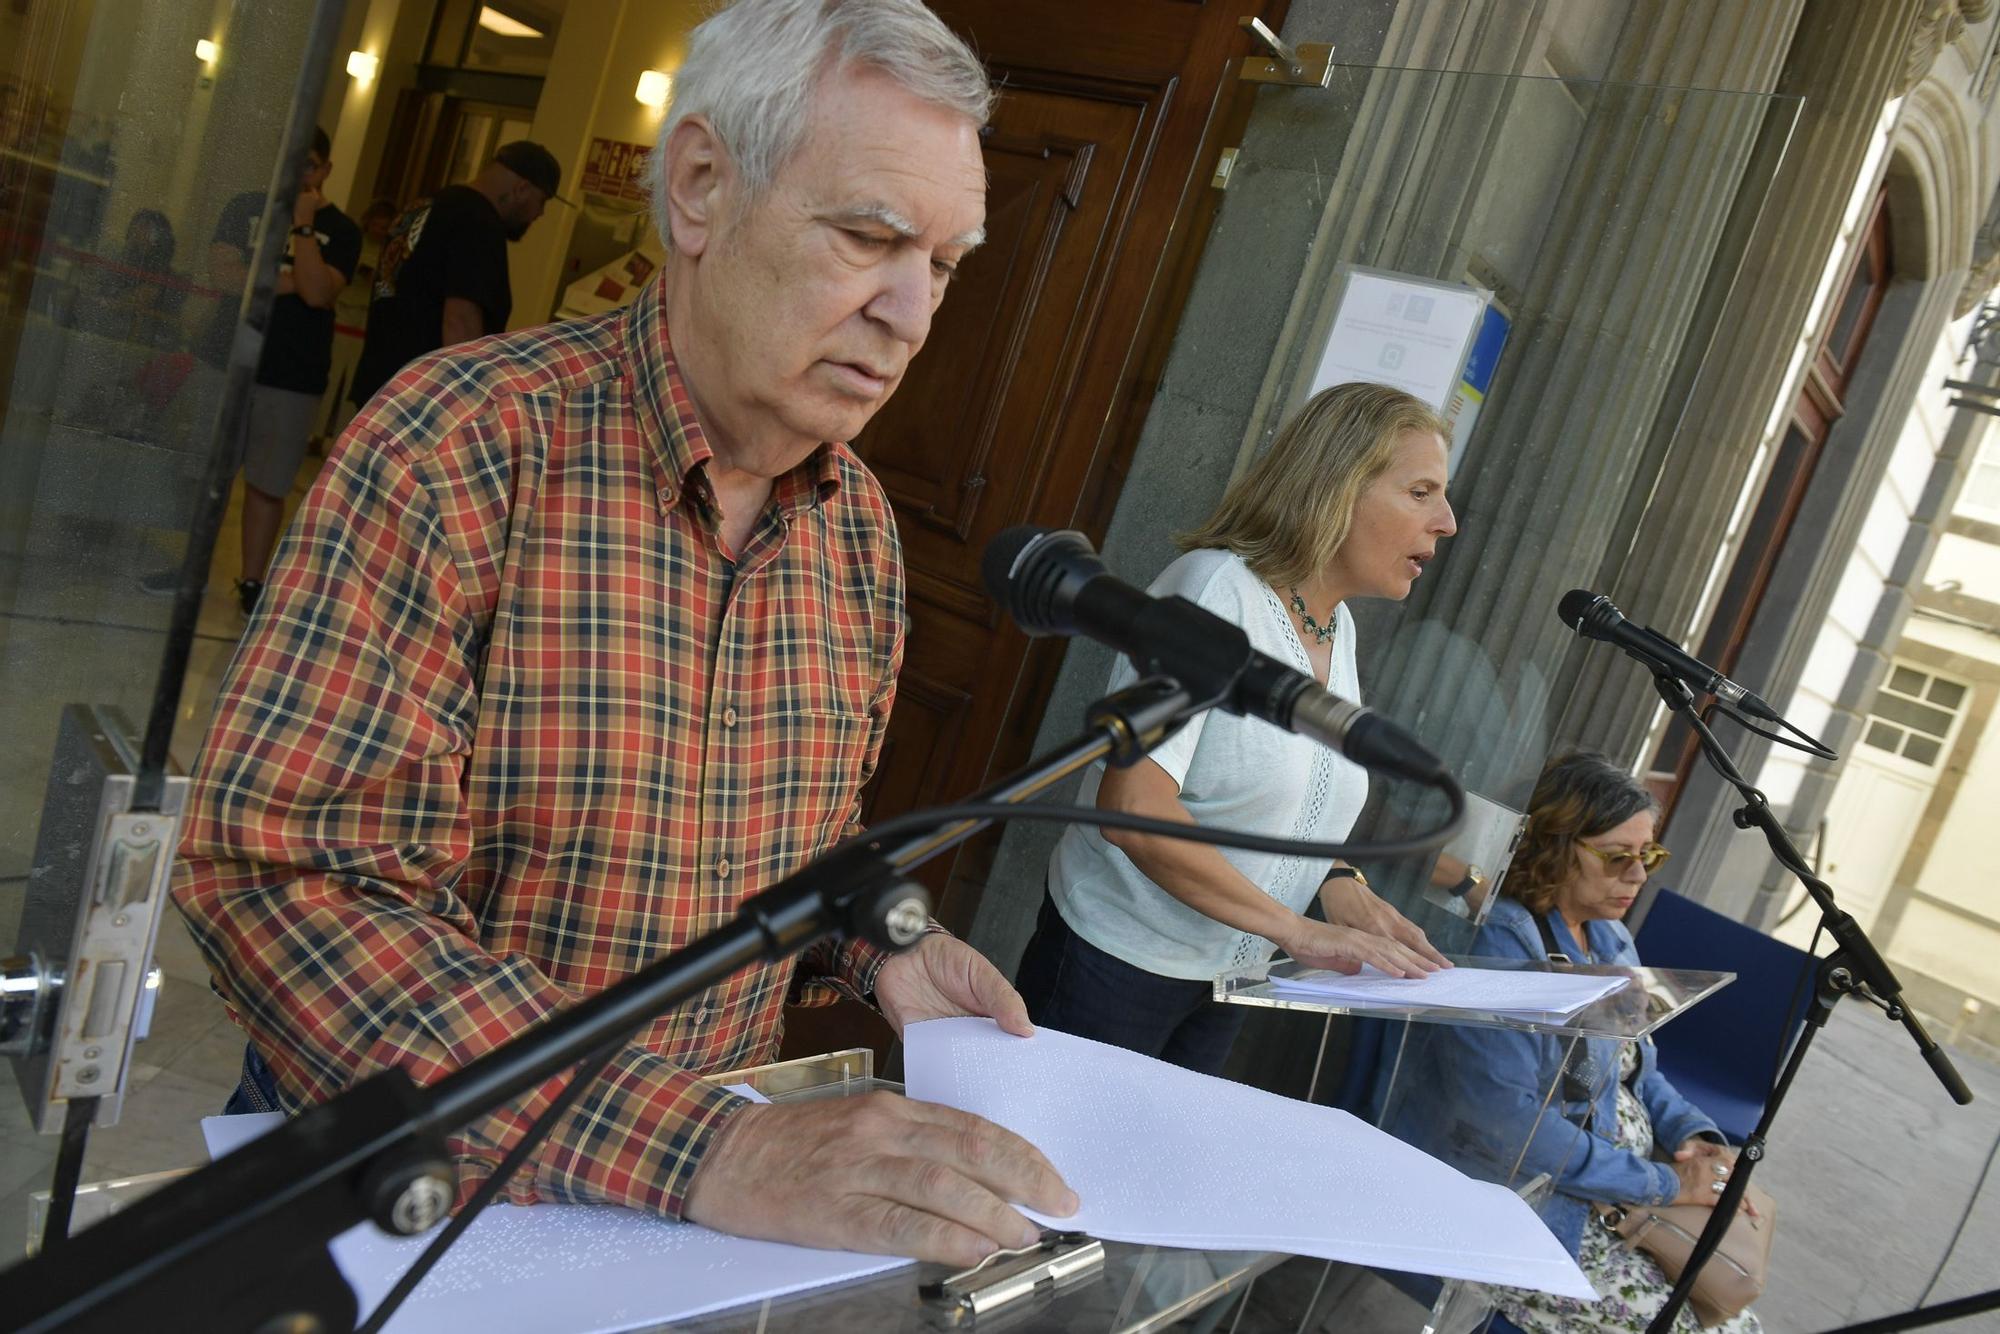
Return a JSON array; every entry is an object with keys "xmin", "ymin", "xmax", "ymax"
[
  {"xmin": 921, "ymin": 1230, "xmax": 1106, "ymax": 1319},
  {"xmin": 7, "ymin": 705, "xmax": 184, "ymax": 1134},
  {"xmin": 1236, "ymin": 17, "xmax": 1334, "ymax": 87}
]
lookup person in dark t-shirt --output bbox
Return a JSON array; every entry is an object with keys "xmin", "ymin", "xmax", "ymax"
[
  {"xmin": 349, "ymin": 141, "xmax": 564, "ymax": 408},
  {"xmin": 149, "ymin": 127, "xmax": 361, "ymax": 614}
]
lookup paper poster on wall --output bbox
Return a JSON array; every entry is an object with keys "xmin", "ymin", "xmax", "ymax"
[
  {"xmin": 1308, "ymin": 266, "xmax": 1488, "ymax": 412},
  {"xmin": 580, "ymin": 137, "xmax": 653, "ymax": 205}
]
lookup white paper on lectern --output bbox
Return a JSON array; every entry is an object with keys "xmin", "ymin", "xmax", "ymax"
[
  {"xmin": 201, "ymin": 1103, "xmax": 910, "ymax": 1334},
  {"xmin": 902, "ymin": 1018, "xmax": 1594, "ymax": 1300},
  {"xmin": 1265, "ymin": 963, "xmax": 1630, "ymax": 1017}
]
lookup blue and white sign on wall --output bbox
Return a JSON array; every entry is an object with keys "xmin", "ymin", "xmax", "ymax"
[
  {"xmin": 1309, "ymin": 265, "xmax": 1488, "ymax": 414},
  {"xmin": 1445, "ymin": 302, "xmax": 1511, "ymax": 472}
]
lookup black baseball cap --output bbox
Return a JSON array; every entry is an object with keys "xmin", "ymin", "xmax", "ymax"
[{"xmin": 493, "ymin": 140, "xmax": 573, "ymax": 206}]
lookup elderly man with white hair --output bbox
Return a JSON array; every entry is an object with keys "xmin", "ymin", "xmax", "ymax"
[{"xmin": 173, "ymin": 0, "xmax": 1076, "ymax": 1267}]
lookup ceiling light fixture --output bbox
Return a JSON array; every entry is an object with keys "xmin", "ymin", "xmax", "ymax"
[{"xmin": 477, "ymin": 6, "xmax": 544, "ymax": 39}]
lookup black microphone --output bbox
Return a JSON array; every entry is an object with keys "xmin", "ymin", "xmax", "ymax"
[
  {"xmin": 983, "ymin": 526, "xmax": 1447, "ymax": 783},
  {"xmin": 1557, "ymin": 589, "xmax": 1781, "ymax": 721}
]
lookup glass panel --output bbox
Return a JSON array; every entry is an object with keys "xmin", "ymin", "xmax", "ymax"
[
  {"xmin": 1216, "ymin": 957, "xmax": 1733, "ymax": 1042},
  {"xmin": 1926, "ymin": 677, "xmax": 1966, "ymax": 710},
  {"xmin": 1872, "ymin": 692, "xmax": 1953, "ymax": 737},
  {"xmin": 1967, "ymin": 459, "xmax": 2000, "ymax": 512},
  {"xmin": 1889, "ymin": 664, "xmax": 1927, "ymax": 696},
  {"xmin": 1902, "ymin": 735, "xmax": 1942, "ymax": 767},
  {"xmin": 1865, "ymin": 719, "xmax": 1904, "ymax": 752},
  {"xmin": 1168, "ymin": 67, "xmax": 1794, "ymax": 969},
  {"xmin": 1161, "ymin": 64, "xmax": 1792, "ymax": 1330},
  {"xmin": 2, "ymin": 3, "xmax": 334, "ymax": 894},
  {"xmin": 1826, "ymin": 242, "xmax": 1877, "ymax": 360}
]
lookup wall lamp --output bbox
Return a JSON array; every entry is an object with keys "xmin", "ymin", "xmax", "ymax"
[
  {"xmin": 346, "ymin": 50, "xmax": 380, "ymax": 83},
  {"xmin": 194, "ymin": 38, "xmax": 218, "ymax": 64},
  {"xmin": 635, "ymin": 69, "xmax": 673, "ymax": 109}
]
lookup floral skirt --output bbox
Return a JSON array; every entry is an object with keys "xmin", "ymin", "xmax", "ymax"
[{"xmin": 1493, "ymin": 1063, "xmax": 1762, "ymax": 1334}]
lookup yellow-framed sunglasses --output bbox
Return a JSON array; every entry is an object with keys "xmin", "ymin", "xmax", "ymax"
[{"xmin": 1575, "ymin": 839, "xmax": 1671, "ymax": 874}]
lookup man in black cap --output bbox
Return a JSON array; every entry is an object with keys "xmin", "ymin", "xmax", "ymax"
[{"xmin": 349, "ymin": 140, "xmax": 565, "ymax": 408}]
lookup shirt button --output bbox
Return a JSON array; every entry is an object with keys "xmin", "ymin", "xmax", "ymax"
[
  {"xmin": 716, "ymin": 856, "xmax": 732, "ymax": 880},
  {"xmin": 722, "ymin": 706, "xmax": 738, "ymax": 727}
]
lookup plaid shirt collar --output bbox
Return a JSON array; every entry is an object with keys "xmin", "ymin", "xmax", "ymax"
[{"xmin": 625, "ymin": 275, "xmax": 843, "ymax": 523}]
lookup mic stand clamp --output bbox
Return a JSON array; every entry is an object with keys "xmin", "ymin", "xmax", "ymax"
[
  {"xmin": 1086, "ymin": 677, "xmax": 1200, "ymax": 768},
  {"xmin": 1640, "ymin": 674, "xmax": 1972, "ymax": 1334}
]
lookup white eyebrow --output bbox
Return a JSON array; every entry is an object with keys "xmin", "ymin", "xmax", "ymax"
[{"xmin": 831, "ymin": 202, "xmax": 985, "ymax": 252}]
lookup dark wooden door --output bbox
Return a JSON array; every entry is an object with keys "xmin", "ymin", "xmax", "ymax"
[{"xmin": 783, "ymin": 0, "xmax": 1284, "ymax": 1055}]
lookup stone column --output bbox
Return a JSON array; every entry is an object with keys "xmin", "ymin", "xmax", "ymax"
[
  {"xmin": 1555, "ymin": 0, "xmax": 1928, "ymax": 764},
  {"xmin": 1355, "ymin": 0, "xmax": 1803, "ymax": 805}
]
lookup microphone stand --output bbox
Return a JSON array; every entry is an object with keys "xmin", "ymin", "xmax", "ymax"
[
  {"xmin": 1643, "ymin": 674, "xmax": 1973, "ymax": 1334},
  {"xmin": 0, "ymin": 679, "xmax": 1200, "ymax": 1334}
]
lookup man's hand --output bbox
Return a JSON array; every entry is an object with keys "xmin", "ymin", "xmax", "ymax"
[
  {"xmin": 1316, "ymin": 876, "xmax": 1452, "ymax": 969},
  {"xmin": 873, "ymin": 932, "xmax": 1033, "ymax": 1038},
  {"xmin": 293, "ymin": 188, "xmax": 325, "ymax": 230},
  {"xmin": 683, "ymin": 1091, "xmax": 1079, "ymax": 1265}
]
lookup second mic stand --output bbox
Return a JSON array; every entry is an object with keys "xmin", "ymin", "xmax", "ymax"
[{"xmin": 1643, "ymin": 675, "xmax": 1972, "ymax": 1334}]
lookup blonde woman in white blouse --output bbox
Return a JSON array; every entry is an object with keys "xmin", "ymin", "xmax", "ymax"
[{"xmin": 1014, "ymin": 382, "xmax": 1459, "ymax": 1075}]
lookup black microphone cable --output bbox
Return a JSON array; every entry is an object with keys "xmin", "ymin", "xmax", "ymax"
[{"xmin": 1709, "ymin": 696, "xmax": 1839, "ymax": 762}]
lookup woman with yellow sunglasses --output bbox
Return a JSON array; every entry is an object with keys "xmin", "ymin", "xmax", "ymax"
[{"xmin": 1386, "ymin": 752, "xmax": 1759, "ymax": 1334}]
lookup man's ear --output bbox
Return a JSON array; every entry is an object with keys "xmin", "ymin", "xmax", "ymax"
[{"xmin": 662, "ymin": 115, "xmax": 733, "ymax": 257}]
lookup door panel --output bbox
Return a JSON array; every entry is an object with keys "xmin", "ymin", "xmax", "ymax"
[
  {"xmin": 855, "ymin": 1, "xmax": 1283, "ymax": 935},
  {"xmin": 861, "ymin": 84, "xmax": 1147, "ymax": 585},
  {"xmin": 1778, "ymin": 751, "xmax": 1931, "ymax": 945},
  {"xmin": 780, "ymin": 1, "xmax": 1281, "ymax": 1059},
  {"xmin": 863, "ymin": 110, "xmax": 1116, "ymax": 550}
]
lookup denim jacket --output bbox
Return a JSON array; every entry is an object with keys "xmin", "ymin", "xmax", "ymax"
[{"xmin": 1382, "ymin": 897, "xmax": 1719, "ymax": 1257}]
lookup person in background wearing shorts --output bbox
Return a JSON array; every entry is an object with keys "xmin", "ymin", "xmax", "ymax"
[
  {"xmin": 147, "ymin": 127, "xmax": 360, "ymax": 614},
  {"xmin": 234, "ymin": 127, "xmax": 361, "ymax": 614}
]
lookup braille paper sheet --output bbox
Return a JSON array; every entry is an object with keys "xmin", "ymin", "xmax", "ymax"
[
  {"xmin": 1264, "ymin": 962, "xmax": 1631, "ymax": 1018},
  {"xmin": 201, "ymin": 1091, "xmax": 911, "ymax": 1334},
  {"xmin": 902, "ymin": 1018, "xmax": 1595, "ymax": 1300}
]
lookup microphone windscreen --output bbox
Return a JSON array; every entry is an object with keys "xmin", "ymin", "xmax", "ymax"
[
  {"xmin": 1557, "ymin": 588, "xmax": 1599, "ymax": 631},
  {"xmin": 981, "ymin": 525, "xmax": 1050, "ymax": 607}
]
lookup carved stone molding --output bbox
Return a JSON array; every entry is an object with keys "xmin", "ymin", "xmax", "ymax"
[{"xmin": 1899, "ymin": 0, "xmax": 1982, "ymax": 94}]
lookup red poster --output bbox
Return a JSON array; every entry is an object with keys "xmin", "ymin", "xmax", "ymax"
[{"xmin": 581, "ymin": 138, "xmax": 654, "ymax": 203}]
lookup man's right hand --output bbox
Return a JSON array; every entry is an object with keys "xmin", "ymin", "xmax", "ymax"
[{"xmin": 682, "ymin": 1092, "xmax": 1079, "ymax": 1266}]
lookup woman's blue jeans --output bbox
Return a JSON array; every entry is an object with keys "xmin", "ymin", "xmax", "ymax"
[{"xmin": 1013, "ymin": 891, "xmax": 1245, "ymax": 1077}]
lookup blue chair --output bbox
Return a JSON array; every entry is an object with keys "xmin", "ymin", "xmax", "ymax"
[{"xmin": 1631, "ymin": 887, "xmax": 1813, "ymax": 1142}]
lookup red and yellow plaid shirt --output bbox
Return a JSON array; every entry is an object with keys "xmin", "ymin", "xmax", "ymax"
[{"xmin": 173, "ymin": 274, "xmax": 906, "ymax": 1217}]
